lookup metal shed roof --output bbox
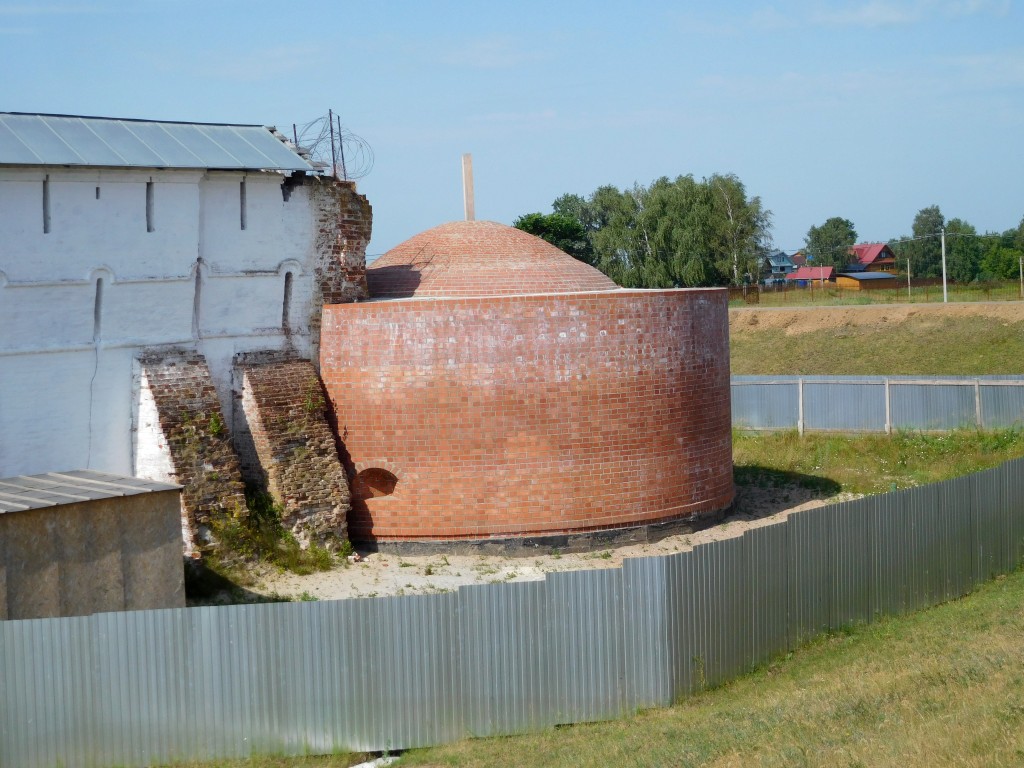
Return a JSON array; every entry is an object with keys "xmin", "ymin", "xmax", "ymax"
[
  {"xmin": 0, "ymin": 470, "xmax": 180, "ymax": 514},
  {"xmin": 0, "ymin": 112, "xmax": 316, "ymax": 172}
]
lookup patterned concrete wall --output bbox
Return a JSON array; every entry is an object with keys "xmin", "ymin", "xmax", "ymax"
[{"xmin": 321, "ymin": 289, "xmax": 734, "ymax": 542}]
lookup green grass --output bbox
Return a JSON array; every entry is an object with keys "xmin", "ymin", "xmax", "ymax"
[
  {"xmin": 186, "ymin": 487, "xmax": 342, "ymax": 603},
  {"xmin": 401, "ymin": 566, "xmax": 1024, "ymax": 767},
  {"xmin": 733, "ymin": 429, "xmax": 1024, "ymax": 495},
  {"xmin": 730, "ymin": 315, "xmax": 1024, "ymax": 375}
]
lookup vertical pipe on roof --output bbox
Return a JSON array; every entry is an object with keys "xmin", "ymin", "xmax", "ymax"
[{"xmin": 462, "ymin": 154, "xmax": 475, "ymax": 222}]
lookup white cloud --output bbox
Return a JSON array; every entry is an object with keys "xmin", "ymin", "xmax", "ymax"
[
  {"xmin": 811, "ymin": 0, "xmax": 1011, "ymax": 27},
  {"xmin": 0, "ymin": 4, "xmax": 105, "ymax": 15},
  {"xmin": 813, "ymin": 1, "xmax": 923, "ymax": 27},
  {"xmin": 152, "ymin": 44, "xmax": 333, "ymax": 83},
  {"xmin": 440, "ymin": 38, "xmax": 547, "ymax": 69},
  {"xmin": 948, "ymin": 49, "xmax": 1024, "ymax": 88},
  {"xmin": 748, "ymin": 5, "xmax": 801, "ymax": 29}
]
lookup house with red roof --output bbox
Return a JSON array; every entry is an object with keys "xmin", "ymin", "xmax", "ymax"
[
  {"xmin": 784, "ymin": 266, "xmax": 835, "ymax": 285},
  {"xmin": 849, "ymin": 243, "xmax": 897, "ymax": 272}
]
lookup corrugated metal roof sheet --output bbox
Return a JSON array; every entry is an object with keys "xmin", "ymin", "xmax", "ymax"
[
  {"xmin": 0, "ymin": 470, "xmax": 179, "ymax": 514},
  {"xmin": 0, "ymin": 113, "xmax": 316, "ymax": 171}
]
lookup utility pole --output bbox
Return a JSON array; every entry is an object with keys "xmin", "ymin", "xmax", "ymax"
[
  {"xmin": 940, "ymin": 226, "xmax": 948, "ymax": 303},
  {"xmin": 328, "ymin": 108, "xmax": 337, "ymax": 180},
  {"xmin": 907, "ymin": 254, "xmax": 911, "ymax": 300},
  {"xmin": 1019, "ymin": 254, "xmax": 1023, "ymax": 300}
]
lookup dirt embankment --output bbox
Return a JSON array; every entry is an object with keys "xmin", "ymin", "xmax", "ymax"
[{"xmin": 730, "ymin": 301, "xmax": 1024, "ymax": 336}]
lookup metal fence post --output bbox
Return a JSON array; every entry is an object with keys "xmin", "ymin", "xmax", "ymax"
[
  {"xmin": 797, "ymin": 378, "xmax": 805, "ymax": 435},
  {"xmin": 885, "ymin": 378, "xmax": 891, "ymax": 435},
  {"xmin": 975, "ymin": 379, "xmax": 983, "ymax": 428}
]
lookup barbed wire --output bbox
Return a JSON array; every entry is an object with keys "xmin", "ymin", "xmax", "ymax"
[{"xmin": 290, "ymin": 111, "xmax": 374, "ymax": 181}]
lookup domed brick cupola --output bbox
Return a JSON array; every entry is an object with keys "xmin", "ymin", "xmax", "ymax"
[{"xmin": 367, "ymin": 220, "xmax": 616, "ymax": 299}]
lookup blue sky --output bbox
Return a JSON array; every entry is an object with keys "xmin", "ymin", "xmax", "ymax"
[{"xmin": 3, "ymin": 0, "xmax": 1022, "ymax": 257}]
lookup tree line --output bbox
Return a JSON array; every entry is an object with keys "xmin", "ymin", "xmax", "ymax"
[
  {"xmin": 516, "ymin": 178, "xmax": 1024, "ymax": 287},
  {"xmin": 514, "ymin": 174, "xmax": 771, "ymax": 288},
  {"xmin": 890, "ymin": 206, "xmax": 1024, "ymax": 283},
  {"xmin": 807, "ymin": 208, "xmax": 1024, "ymax": 283}
]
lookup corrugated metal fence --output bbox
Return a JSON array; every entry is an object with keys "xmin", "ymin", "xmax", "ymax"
[
  {"xmin": 733, "ymin": 375, "xmax": 1024, "ymax": 432},
  {"xmin": 3, "ymin": 457, "xmax": 1024, "ymax": 767}
]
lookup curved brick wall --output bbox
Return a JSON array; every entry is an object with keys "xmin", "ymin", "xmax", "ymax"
[{"xmin": 320, "ymin": 289, "xmax": 734, "ymax": 542}]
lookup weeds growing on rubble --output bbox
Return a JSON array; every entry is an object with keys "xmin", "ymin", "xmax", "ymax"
[{"xmin": 199, "ymin": 486, "xmax": 337, "ymax": 591}]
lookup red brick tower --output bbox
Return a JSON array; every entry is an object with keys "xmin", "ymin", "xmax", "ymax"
[{"xmin": 320, "ymin": 220, "xmax": 734, "ymax": 546}]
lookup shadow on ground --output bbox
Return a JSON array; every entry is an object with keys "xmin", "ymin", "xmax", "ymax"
[
  {"xmin": 184, "ymin": 558, "xmax": 292, "ymax": 606},
  {"xmin": 732, "ymin": 465, "xmax": 842, "ymax": 519}
]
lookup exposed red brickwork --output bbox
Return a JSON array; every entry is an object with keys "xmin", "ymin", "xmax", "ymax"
[
  {"xmin": 236, "ymin": 358, "xmax": 350, "ymax": 547},
  {"xmin": 138, "ymin": 352, "xmax": 247, "ymax": 550},
  {"xmin": 309, "ymin": 178, "xmax": 372, "ymax": 355},
  {"xmin": 321, "ymin": 289, "xmax": 734, "ymax": 542},
  {"xmin": 367, "ymin": 220, "xmax": 617, "ymax": 299}
]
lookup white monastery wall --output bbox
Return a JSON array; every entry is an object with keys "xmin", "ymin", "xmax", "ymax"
[{"xmin": 0, "ymin": 167, "xmax": 322, "ymax": 478}]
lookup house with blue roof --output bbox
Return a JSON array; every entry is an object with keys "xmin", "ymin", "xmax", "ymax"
[{"xmin": 762, "ymin": 250, "xmax": 795, "ymax": 284}]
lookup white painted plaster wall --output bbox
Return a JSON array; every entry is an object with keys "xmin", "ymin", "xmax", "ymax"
[{"xmin": 0, "ymin": 168, "xmax": 321, "ymax": 478}]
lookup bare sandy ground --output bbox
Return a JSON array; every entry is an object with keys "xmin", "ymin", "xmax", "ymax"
[
  {"xmin": 253, "ymin": 483, "xmax": 858, "ymax": 602},
  {"xmin": 730, "ymin": 301, "xmax": 1024, "ymax": 335}
]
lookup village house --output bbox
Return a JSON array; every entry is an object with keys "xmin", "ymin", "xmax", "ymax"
[
  {"xmin": 848, "ymin": 242, "xmax": 897, "ymax": 272},
  {"xmin": 762, "ymin": 250, "xmax": 795, "ymax": 284}
]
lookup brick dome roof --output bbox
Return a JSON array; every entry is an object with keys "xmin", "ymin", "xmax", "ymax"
[{"xmin": 367, "ymin": 220, "xmax": 617, "ymax": 298}]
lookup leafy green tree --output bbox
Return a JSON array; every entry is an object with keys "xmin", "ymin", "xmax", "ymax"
[
  {"xmin": 512, "ymin": 212, "xmax": 594, "ymax": 264},
  {"xmin": 899, "ymin": 205, "xmax": 945, "ymax": 278},
  {"xmin": 943, "ymin": 218, "xmax": 983, "ymax": 283},
  {"xmin": 540, "ymin": 174, "xmax": 771, "ymax": 288},
  {"xmin": 804, "ymin": 217, "xmax": 857, "ymax": 267},
  {"xmin": 707, "ymin": 174, "xmax": 772, "ymax": 283},
  {"xmin": 979, "ymin": 246, "xmax": 1021, "ymax": 281}
]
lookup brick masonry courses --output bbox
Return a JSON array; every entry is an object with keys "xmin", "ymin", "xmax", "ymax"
[
  {"xmin": 137, "ymin": 351, "xmax": 247, "ymax": 552},
  {"xmin": 367, "ymin": 220, "xmax": 617, "ymax": 298},
  {"xmin": 309, "ymin": 179, "xmax": 371, "ymax": 358},
  {"xmin": 235, "ymin": 356, "xmax": 350, "ymax": 547},
  {"xmin": 320, "ymin": 289, "xmax": 735, "ymax": 543}
]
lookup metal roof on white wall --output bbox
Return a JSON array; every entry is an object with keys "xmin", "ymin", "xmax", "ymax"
[{"xmin": 0, "ymin": 112, "xmax": 316, "ymax": 171}]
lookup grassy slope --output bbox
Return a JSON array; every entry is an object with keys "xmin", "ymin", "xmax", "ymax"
[
  {"xmin": 730, "ymin": 315, "xmax": 1024, "ymax": 375},
  {"xmin": 167, "ymin": 567, "xmax": 1024, "ymax": 768},
  {"xmin": 733, "ymin": 429, "xmax": 1024, "ymax": 495},
  {"xmin": 405, "ymin": 567, "xmax": 1024, "ymax": 767}
]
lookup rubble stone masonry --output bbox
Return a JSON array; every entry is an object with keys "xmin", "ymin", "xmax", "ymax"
[
  {"xmin": 136, "ymin": 351, "xmax": 247, "ymax": 551},
  {"xmin": 309, "ymin": 179, "xmax": 371, "ymax": 358},
  {"xmin": 235, "ymin": 356, "xmax": 350, "ymax": 547}
]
